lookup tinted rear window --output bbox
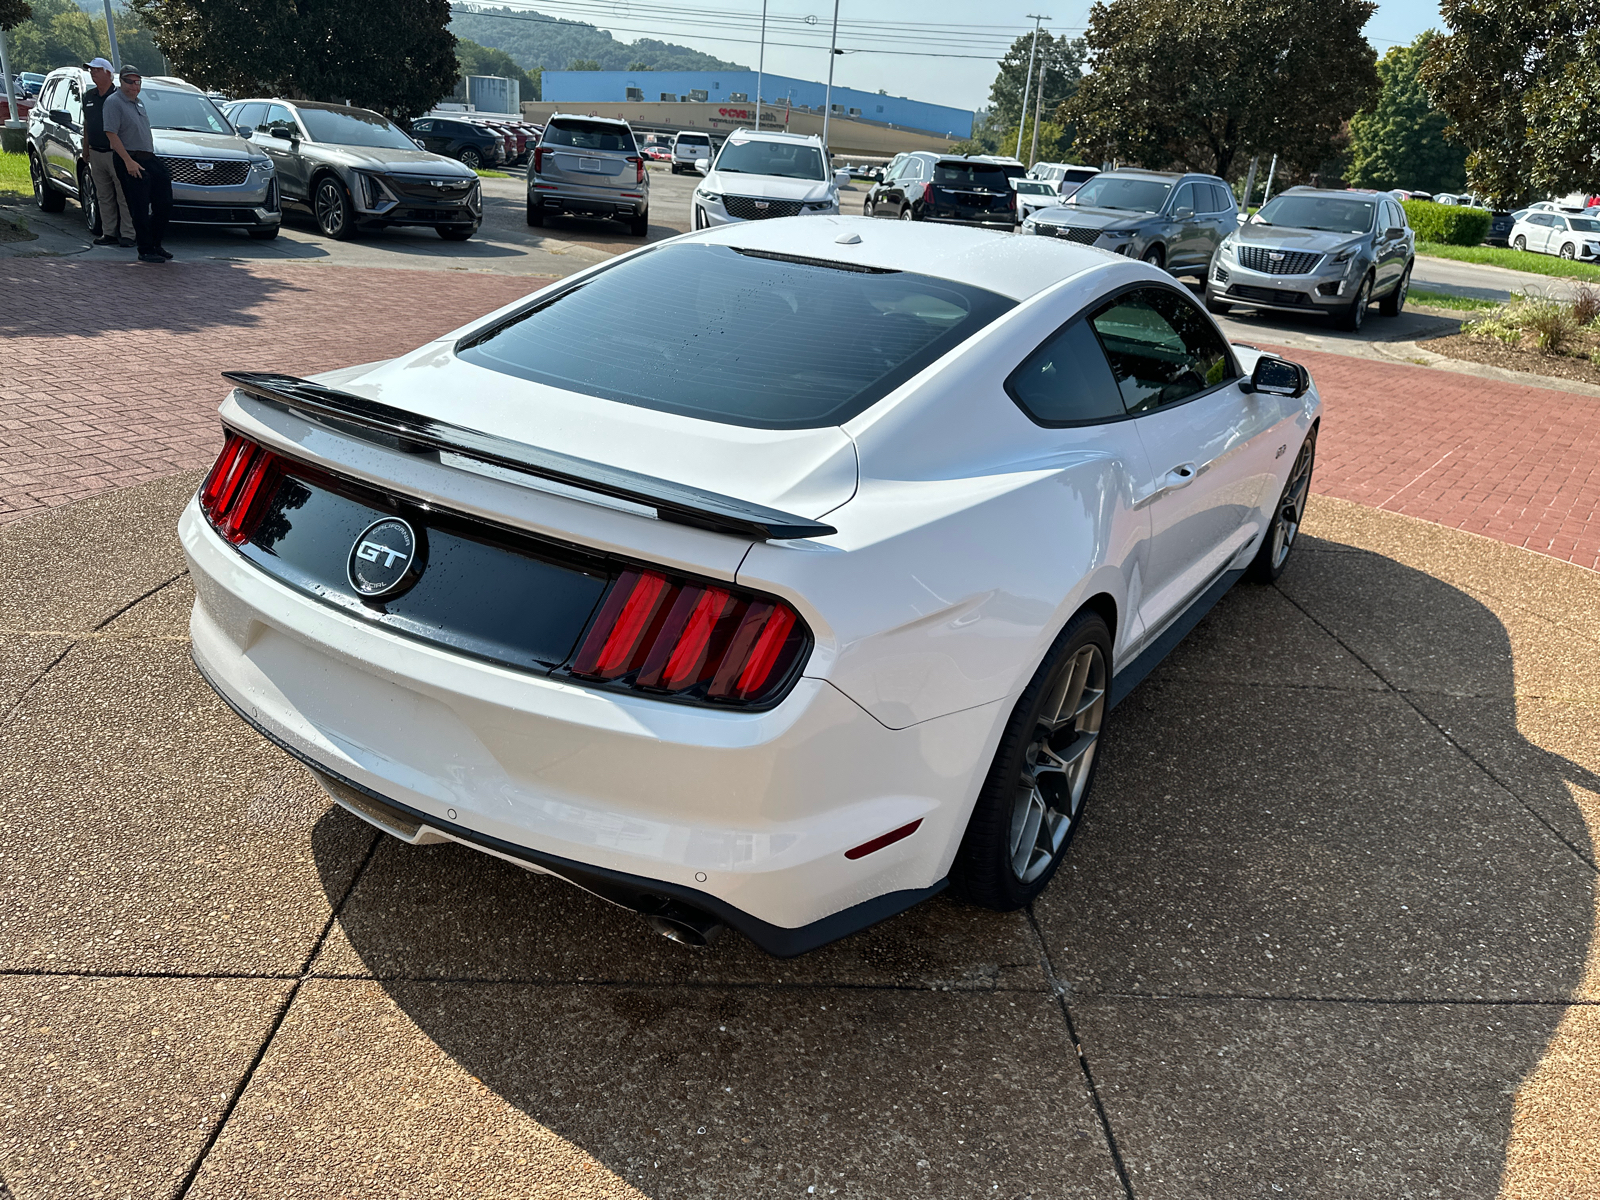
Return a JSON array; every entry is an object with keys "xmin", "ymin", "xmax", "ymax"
[
  {"xmin": 457, "ymin": 242, "xmax": 1015, "ymax": 430},
  {"xmin": 934, "ymin": 162, "xmax": 1012, "ymax": 190},
  {"xmin": 545, "ymin": 120, "xmax": 635, "ymax": 152}
]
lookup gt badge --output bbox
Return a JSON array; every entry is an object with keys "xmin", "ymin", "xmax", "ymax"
[{"xmin": 348, "ymin": 517, "xmax": 424, "ymax": 599}]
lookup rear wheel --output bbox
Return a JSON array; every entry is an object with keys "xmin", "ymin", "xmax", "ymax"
[
  {"xmin": 458, "ymin": 147, "xmax": 482, "ymax": 171},
  {"xmin": 900, "ymin": 205, "xmax": 915, "ymax": 221},
  {"xmin": 628, "ymin": 212, "xmax": 649, "ymax": 237},
  {"xmin": 1248, "ymin": 427, "xmax": 1317, "ymax": 584},
  {"xmin": 31, "ymin": 152, "xmax": 65, "ymax": 213},
  {"xmin": 952, "ymin": 610, "xmax": 1111, "ymax": 910},
  {"xmin": 79, "ymin": 163, "xmax": 100, "ymax": 234},
  {"xmin": 1513, "ymin": 235, "xmax": 1527, "ymax": 251},
  {"xmin": 526, "ymin": 196, "xmax": 544, "ymax": 226},
  {"xmin": 864, "ymin": 198, "xmax": 875, "ymax": 216},
  {"xmin": 1379, "ymin": 262, "xmax": 1411, "ymax": 316}
]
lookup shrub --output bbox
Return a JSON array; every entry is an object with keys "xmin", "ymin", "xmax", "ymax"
[
  {"xmin": 1525, "ymin": 300, "xmax": 1579, "ymax": 354},
  {"xmin": 1571, "ymin": 282, "xmax": 1600, "ymax": 326},
  {"xmin": 1402, "ymin": 199, "xmax": 1492, "ymax": 246}
]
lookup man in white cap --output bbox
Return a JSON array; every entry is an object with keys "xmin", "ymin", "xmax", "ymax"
[
  {"xmin": 81, "ymin": 57, "xmax": 134, "ymax": 248},
  {"xmin": 104, "ymin": 64, "xmax": 172, "ymax": 263}
]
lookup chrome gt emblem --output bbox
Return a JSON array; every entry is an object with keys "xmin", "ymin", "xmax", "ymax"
[{"xmin": 347, "ymin": 517, "xmax": 424, "ymax": 599}]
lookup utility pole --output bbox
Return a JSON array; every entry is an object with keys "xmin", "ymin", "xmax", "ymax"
[
  {"xmin": 1014, "ymin": 15, "xmax": 1047, "ymax": 161},
  {"xmin": 754, "ymin": 0, "xmax": 767, "ymax": 131},
  {"xmin": 1028, "ymin": 59, "xmax": 1046, "ymax": 167},
  {"xmin": 1260, "ymin": 153, "xmax": 1278, "ymax": 208},
  {"xmin": 820, "ymin": 0, "xmax": 841, "ymax": 156},
  {"xmin": 101, "ymin": 0, "xmax": 122, "ymax": 71},
  {"xmin": 0, "ymin": 27, "xmax": 19, "ymax": 148},
  {"xmin": 1240, "ymin": 155, "xmax": 1259, "ymax": 212}
]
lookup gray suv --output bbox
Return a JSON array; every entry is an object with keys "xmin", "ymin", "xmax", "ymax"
[
  {"xmin": 224, "ymin": 99, "xmax": 481, "ymax": 241},
  {"xmin": 1206, "ymin": 188, "xmax": 1415, "ymax": 332},
  {"xmin": 527, "ymin": 114, "xmax": 649, "ymax": 237},
  {"xmin": 1021, "ymin": 169, "xmax": 1237, "ymax": 278}
]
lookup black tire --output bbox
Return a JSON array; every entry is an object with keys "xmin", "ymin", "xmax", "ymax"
[
  {"xmin": 1379, "ymin": 262, "xmax": 1411, "ymax": 316},
  {"xmin": 1141, "ymin": 244, "xmax": 1165, "ymax": 269},
  {"xmin": 1206, "ymin": 294, "xmax": 1233, "ymax": 315},
  {"xmin": 1247, "ymin": 426, "xmax": 1317, "ymax": 584},
  {"xmin": 526, "ymin": 196, "xmax": 544, "ymax": 226},
  {"xmin": 31, "ymin": 153, "xmax": 66, "ymax": 213},
  {"xmin": 248, "ymin": 226, "xmax": 280, "ymax": 240},
  {"xmin": 437, "ymin": 223, "xmax": 476, "ymax": 241},
  {"xmin": 79, "ymin": 163, "xmax": 100, "ymax": 234},
  {"xmin": 864, "ymin": 198, "xmax": 875, "ymax": 216},
  {"xmin": 1336, "ymin": 273, "xmax": 1372, "ymax": 332},
  {"xmin": 1513, "ymin": 235, "xmax": 1526, "ymax": 252},
  {"xmin": 458, "ymin": 148, "xmax": 482, "ymax": 171},
  {"xmin": 951, "ymin": 609, "xmax": 1112, "ymax": 911},
  {"xmin": 899, "ymin": 205, "xmax": 915, "ymax": 221},
  {"xmin": 628, "ymin": 213, "xmax": 649, "ymax": 237},
  {"xmin": 312, "ymin": 175, "xmax": 356, "ymax": 240}
]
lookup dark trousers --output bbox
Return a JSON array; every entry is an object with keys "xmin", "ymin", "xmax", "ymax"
[{"xmin": 113, "ymin": 152, "xmax": 172, "ymax": 253}]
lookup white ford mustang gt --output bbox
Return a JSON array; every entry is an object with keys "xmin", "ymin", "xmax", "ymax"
[{"xmin": 181, "ymin": 216, "xmax": 1320, "ymax": 955}]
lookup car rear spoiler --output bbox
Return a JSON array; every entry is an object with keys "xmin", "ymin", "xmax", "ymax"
[{"xmin": 220, "ymin": 371, "xmax": 838, "ymax": 542}]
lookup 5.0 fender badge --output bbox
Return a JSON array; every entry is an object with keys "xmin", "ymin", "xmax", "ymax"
[{"xmin": 347, "ymin": 517, "xmax": 425, "ymax": 600}]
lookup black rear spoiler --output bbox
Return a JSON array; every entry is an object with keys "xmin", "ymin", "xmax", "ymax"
[{"xmin": 220, "ymin": 372, "xmax": 838, "ymax": 542}]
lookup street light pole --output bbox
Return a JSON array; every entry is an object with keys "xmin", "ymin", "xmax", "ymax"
[
  {"xmin": 1015, "ymin": 14, "xmax": 1046, "ymax": 161},
  {"xmin": 101, "ymin": 0, "xmax": 122, "ymax": 71},
  {"xmin": 0, "ymin": 27, "xmax": 20, "ymax": 146},
  {"xmin": 820, "ymin": 0, "xmax": 840, "ymax": 154},
  {"xmin": 1028, "ymin": 59, "xmax": 1046, "ymax": 167},
  {"xmin": 754, "ymin": 0, "xmax": 767, "ymax": 131}
]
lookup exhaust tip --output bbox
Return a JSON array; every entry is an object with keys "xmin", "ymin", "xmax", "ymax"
[{"xmin": 645, "ymin": 902, "xmax": 725, "ymax": 947}]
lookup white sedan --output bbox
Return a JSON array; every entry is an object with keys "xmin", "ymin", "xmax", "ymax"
[
  {"xmin": 1510, "ymin": 211, "xmax": 1600, "ymax": 260},
  {"xmin": 181, "ymin": 218, "xmax": 1321, "ymax": 955}
]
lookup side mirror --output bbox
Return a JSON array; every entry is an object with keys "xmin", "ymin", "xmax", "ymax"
[
  {"xmin": 1173, "ymin": 206, "xmax": 1194, "ymax": 220},
  {"xmin": 694, "ymin": 157, "xmax": 710, "ymax": 175},
  {"xmin": 49, "ymin": 108, "xmax": 71, "ymax": 126},
  {"xmin": 270, "ymin": 126, "xmax": 294, "ymax": 141},
  {"xmin": 1245, "ymin": 355, "xmax": 1310, "ymax": 397},
  {"xmin": 1386, "ymin": 226, "xmax": 1404, "ymax": 239}
]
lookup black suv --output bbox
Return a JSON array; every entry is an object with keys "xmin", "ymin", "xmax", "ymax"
[
  {"xmin": 409, "ymin": 117, "xmax": 507, "ymax": 171},
  {"xmin": 863, "ymin": 152, "xmax": 1021, "ymax": 230}
]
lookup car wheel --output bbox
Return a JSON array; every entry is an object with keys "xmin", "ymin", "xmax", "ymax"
[
  {"xmin": 628, "ymin": 213, "xmax": 649, "ymax": 237},
  {"xmin": 951, "ymin": 608, "xmax": 1112, "ymax": 910},
  {"xmin": 1206, "ymin": 294, "xmax": 1233, "ymax": 315},
  {"xmin": 1379, "ymin": 262, "xmax": 1411, "ymax": 316},
  {"xmin": 526, "ymin": 196, "xmax": 544, "ymax": 226},
  {"xmin": 313, "ymin": 176, "xmax": 356, "ymax": 240},
  {"xmin": 31, "ymin": 152, "xmax": 65, "ymax": 213},
  {"xmin": 864, "ymin": 198, "xmax": 875, "ymax": 216},
  {"xmin": 1560, "ymin": 242, "xmax": 1576, "ymax": 260},
  {"xmin": 1513, "ymin": 235, "xmax": 1527, "ymax": 251},
  {"xmin": 1248, "ymin": 426, "xmax": 1317, "ymax": 584},
  {"xmin": 899, "ymin": 205, "xmax": 915, "ymax": 221},
  {"xmin": 1141, "ymin": 244, "xmax": 1165, "ymax": 269},
  {"xmin": 459, "ymin": 148, "xmax": 482, "ymax": 171},
  {"xmin": 437, "ymin": 223, "xmax": 477, "ymax": 241},
  {"xmin": 1336, "ymin": 273, "xmax": 1372, "ymax": 332},
  {"xmin": 79, "ymin": 163, "xmax": 100, "ymax": 234}
]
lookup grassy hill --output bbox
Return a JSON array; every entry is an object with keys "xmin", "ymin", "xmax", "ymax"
[{"xmin": 449, "ymin": 5, "xmax": 745, "ymax": 76}]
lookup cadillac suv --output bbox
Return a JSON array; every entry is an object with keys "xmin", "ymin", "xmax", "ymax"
[
  {"xmin": 1021, "ymin": 169, "xmax": 1236, "ymax": 278},
  {"xmin": 527, "ymin": 114, "xmax": 649, "ymax": 236},
  {"xmin": 863, "ymin": 152, "xmax": 1018, "ymax": 230},
  {"xmin": 691, "ymin": 129, "xmax": 846, "ymax": 228}
]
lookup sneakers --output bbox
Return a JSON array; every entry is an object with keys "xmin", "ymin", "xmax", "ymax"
[
  {"xmin": 155, "ymin": 246, "xmax": 174, "ymax": 260},
  {"xmin": 138, "ymin": 252, "xmax": 166, "ymax": 264}
]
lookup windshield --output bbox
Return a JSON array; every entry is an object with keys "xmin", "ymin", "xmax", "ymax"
[
  {"xmin": 141, "ymin": 87, "xmax": 233, "ymax": 135},
  {"xmin": 457, "ymin": 242, "xmax": 1016, "ymax": 430},
  {"xmin": 1256, "ymin": 195, "xmax": 1376, "ymax": 234},
  {"xmin": 297, "ymin": 107, "xmax": 417, "ymax": 149},
  {"xmin": 713, "ymin": 137, "xmax": 824, "ymax": 179},
  {"xmin": 934, "ymin": 162, "xmax": 1012, "ymax": 191},
  {"xmin": 1013, "ymin": 180, "xmax": 1055, "ymax": 195},
  {"xmin": 1571, "ymin": 217, "xmax": 1600, "ymax": 232},
  {"xmin": 545, "ymin": 120, "xmax": 636, "ymax": 152},
  {"xmin": 1069, "ymin": 176, "xmax": 1173, "ymax": 212}
]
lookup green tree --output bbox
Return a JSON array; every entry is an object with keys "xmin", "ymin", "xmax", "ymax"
[
  {"xmin": 129, "ymin": 0, "xmax": 457, "ymax": 118},
  {"xmin": 625, "ymin": 60, "xmax": 652, "ymax": 71},
  {"xmin": 986, "ymin": 30, "xmax": 1085, "ymax": 146},
  {"xmin": 456, "ymin": 35, "xmax": 538, "ymax": 100},
  {"xmin": 1422, "ymin": 0, "xmax": 1600, "ymax": 204},
  {"xmin": 1065, "ymin": 0, "xmax": 1379, "ymax": 180},
  {"xmin": 5, "ymin": 0, "xmax": 163, "ymax": 73},
  {"xmin": 0, "ymin": 0, "xmax": 32, "ymax": 32},
  {"xmin": 567, "ymin": 57, "xmax": 600, "ymax": 70},
  {"xmin": 1346, "ymin": 33, "xmax": 1466, "ymax": 193}
]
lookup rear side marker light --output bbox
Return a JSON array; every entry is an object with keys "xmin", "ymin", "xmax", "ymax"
[
  {"xmin": 199, "ymin": 433, "xmax": 282, "ymax": 545},
  {"xmin": 571, "ymin": 570, "xmax": 807, "ymax": 706},
  {"xmin": 845, "ymin": 819, "xmax": 923, "ymax": 860}
]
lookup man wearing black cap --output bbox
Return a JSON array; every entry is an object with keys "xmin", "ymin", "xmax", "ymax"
[
  {"xmin": 103, "ymin": 64, "xmax": 172, "ymax": 264},
  {"xmin": 81, "ymin": 57, "xmax": 134, "ymax": 248}
]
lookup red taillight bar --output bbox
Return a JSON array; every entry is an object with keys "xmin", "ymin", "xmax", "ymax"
[
  {"xmin": 628, "ymin": 155, "xmax": 644, "ymax": 184},
  {"xmin": 570, "ymin": 570, "xmax": 807, "ymax": 707},
  {"xmin": 198, "ymin": 433, "xmax": 282, "ymax": 545}
]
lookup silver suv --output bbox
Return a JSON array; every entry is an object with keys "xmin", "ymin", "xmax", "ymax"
[
  {"xmin": 1206, "ymin": 187, "xmax": 1415, "ymax": 333},
  {"xmin": 527, "ymin": 114, "xmax": 649, "ymax": 237},
  {"xmin": 1020, "ymin": 168, "xmax": 1237, "ymax": 278}
]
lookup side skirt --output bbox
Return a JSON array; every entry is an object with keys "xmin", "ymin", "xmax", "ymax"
[{"xmin": 1108, "ymin": 567, "xmax": 1246, "ymax": 710}]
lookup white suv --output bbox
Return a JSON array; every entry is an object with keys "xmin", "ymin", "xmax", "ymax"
[
  {"xmin": 691, "ymin": 128, "xmax": 847, "ymax": 229},
  {"xmin": 671, "ymin": 130, "xmax": 713, "ymax": 174}
]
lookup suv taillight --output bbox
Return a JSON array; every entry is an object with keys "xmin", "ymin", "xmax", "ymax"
[
  {"xmin": 199, "ymin": 433, "xmax": 281, "ymax": 544},
  {"xmin": 568, "ymin": 568, "xmax": 807, "ymax": 706},
  {"xmin": 534, "ymin": 145, "xmax": 547, "ymax": 174},
  {"xmin": 628, "ymin": 155, "xmax": 644, "ymax": 184}
]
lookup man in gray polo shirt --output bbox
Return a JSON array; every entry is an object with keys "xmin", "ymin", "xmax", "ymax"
[{"xmin": 104, "ymin": 64, "xmax": 172, "ymax": 263}]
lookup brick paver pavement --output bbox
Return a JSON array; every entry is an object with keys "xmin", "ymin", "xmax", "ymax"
[{"xmin": 3, "ymin": 258, "xmax": 1598, "ymax": 571}]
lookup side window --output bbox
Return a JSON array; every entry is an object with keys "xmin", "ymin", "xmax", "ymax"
[
  {"xmin": 1391, "ymin": 200, "xmax": 1408, "ymax": 228},
  {"xmin": 1089, "ymin": 287, "xmax": 1238, "ymax": 414},
  {"xmin": 65, "ymin": 80, "xmax": 83, "ymax": 123},
  {"xmin": 233, "ymin": 102, "xmax": 265, "ymax": 132},
  {"xmin": 1212, "ymin": 183, "xmax": 1235, "ymax": 213},
  {"xmin": 1005, "ymin": 318, "xmax": 1127, "ymax": 427},
  {"xmin": 264, "ymin": 105, "xmax": 297, "ymax": 136},
  {"xmin": 411, "ymin": 119, "xmax": 433, "ymax": 133},
  {"xmin": 1172, "ymin": 182, "xmax": 1196, "ymax": 215},
  {"xmin": 39, "ymin": 79, "xmax": 62, "ymax": 113},
  {"xmin": 905, "ymin": 158, "xmax": 925, "ymax": 181}
]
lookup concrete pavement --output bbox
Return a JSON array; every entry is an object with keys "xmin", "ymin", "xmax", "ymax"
[{"xmin": 1, "ymin": 481, "xmax": 1596, "ymax": 1197}]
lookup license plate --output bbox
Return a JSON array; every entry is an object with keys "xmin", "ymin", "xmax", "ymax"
[{"xmin": 579, "ymin": 157, "xmax": 603, "ymax": 173}]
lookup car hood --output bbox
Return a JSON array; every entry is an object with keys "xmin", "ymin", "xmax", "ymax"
[
  {"xmin": 704, "ymin": 170, "xmax": 833, "ymax": 204},
  {"xmin": 1232, "ymin": 222, "xmax": 1368, "ymax": 253},
  {"xmin": 151, "ymin": 130, "xmax": 256, "ymax": 159},
  {"xmin": 310, "ymin": 348, "xmax": 859, "ymax": 523},
  {"xmin": 307, "ymin": 143, "xmax": 477, "ymax": 179},
  {"xmin": 1032, "ymin": 204, "xmax": 1152, "ymax": 229}
]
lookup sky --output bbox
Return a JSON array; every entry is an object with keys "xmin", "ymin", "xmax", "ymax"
[{"xmin": 552, "ymin": 0, "xmax": 1445, "ymax": 113}]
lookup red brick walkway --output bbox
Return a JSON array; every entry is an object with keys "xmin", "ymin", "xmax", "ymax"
[{"xmin": 2, "ymin": 258, "xmax": 1598, "ymax": 572}]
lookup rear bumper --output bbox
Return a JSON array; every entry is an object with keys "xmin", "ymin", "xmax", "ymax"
[
  {"xmin": 180, "ymin": 499, "xmax": 994, "ymax": 951},
  {"xmin": 532, "ymin": 180, "xmax": 647, "ymax": 217}
]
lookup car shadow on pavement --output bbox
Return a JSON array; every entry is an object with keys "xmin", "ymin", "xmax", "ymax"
[{"xmin": 305, "ymin": 534, "xmax": 1600, "ymax": 1195}]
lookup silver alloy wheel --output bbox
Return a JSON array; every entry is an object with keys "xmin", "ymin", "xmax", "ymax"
[
  {"xmin": 1008, "ymin": 643, "xmax": 1106, "ymax": 883},
  {"xmin": 81, "ymin": 167, "xmax": 99, "ymax": 233},
  {"xmin": 1513, "ymin": 235, "xmax": 1526, "ymax": 251},
  {"xmin": 460, "ymin": 148, "xmax": 481, "ymax": 170},
  {"xmin": 314, "ymin": 179, "xmax": 347, "ymax": 238},
  {"xmin": 1269, "ymin": 436, "xmax": 1315, "ymax": 569},
  {"xmin": 29, "ymin": 154, "xmax": 43, "ymax": 202},
  {"xmin": 1396, "ymin": 266, "xmax": 1410, "ymax": 310},
  {"xmin": 1561, "ymin": 242, "xmax": 1575, "ymax": 260},
  {"xmin": 1351, "ymin": 276, "xmax": 1371, "ymax": 329}
]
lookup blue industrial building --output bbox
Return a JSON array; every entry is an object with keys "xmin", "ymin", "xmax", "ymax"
[{"xmin": 540, "ymin": 70, "xmax": 973, "ymax": 140}]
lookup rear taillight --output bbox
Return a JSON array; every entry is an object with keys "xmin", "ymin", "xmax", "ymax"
[
  {"xmin": 534, "ymin": 146, "xmax": 547, "ymax": 174},
  {"xmin": 628, "ymin": 155, "xmax": 644, "ymax": 184},
  {"xmin": 198, "ymin": 433, "xmax": 282, "ymax": 544},
  {"xmin": 569, "ymin": 568, "xmax": 808, "ymax": 706}
]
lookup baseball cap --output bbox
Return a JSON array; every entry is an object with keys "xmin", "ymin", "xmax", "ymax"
[
  {"xmin": 85, "ymin": 57, "xmax": 113, "ymax": 71},
  {"xmin": 119, "ymin": 64, "xmax": 142, "ymax": 79}
]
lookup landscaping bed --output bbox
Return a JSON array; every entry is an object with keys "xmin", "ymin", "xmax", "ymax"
[{"xmin": 1422, "ymin": 286, "xmax": 1600, "ymax": 385}]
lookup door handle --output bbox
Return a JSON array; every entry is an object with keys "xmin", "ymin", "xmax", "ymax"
[{"xmin": 1163, "ymin": 463, "xmax": 1197, "ymax": 489}]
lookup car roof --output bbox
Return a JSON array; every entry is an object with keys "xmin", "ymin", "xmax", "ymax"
[
  {"xmin": 1278, "ymin": 187, "xmax": 1384, "ymax": 201},
  {"xmin": 548, "ymin": 112, "xmax": 632, "ymax": 127},
  {"xmin": 720, "ymin": 127, "xmax": 822, "ymax": 146},
  {"xmin": 688, "ymin": 215, "xmax": 1115, "ymax": 302},
  {"xmin": 1098, "ymin": 168, "xmax": 1197, "ymax": 181}
]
